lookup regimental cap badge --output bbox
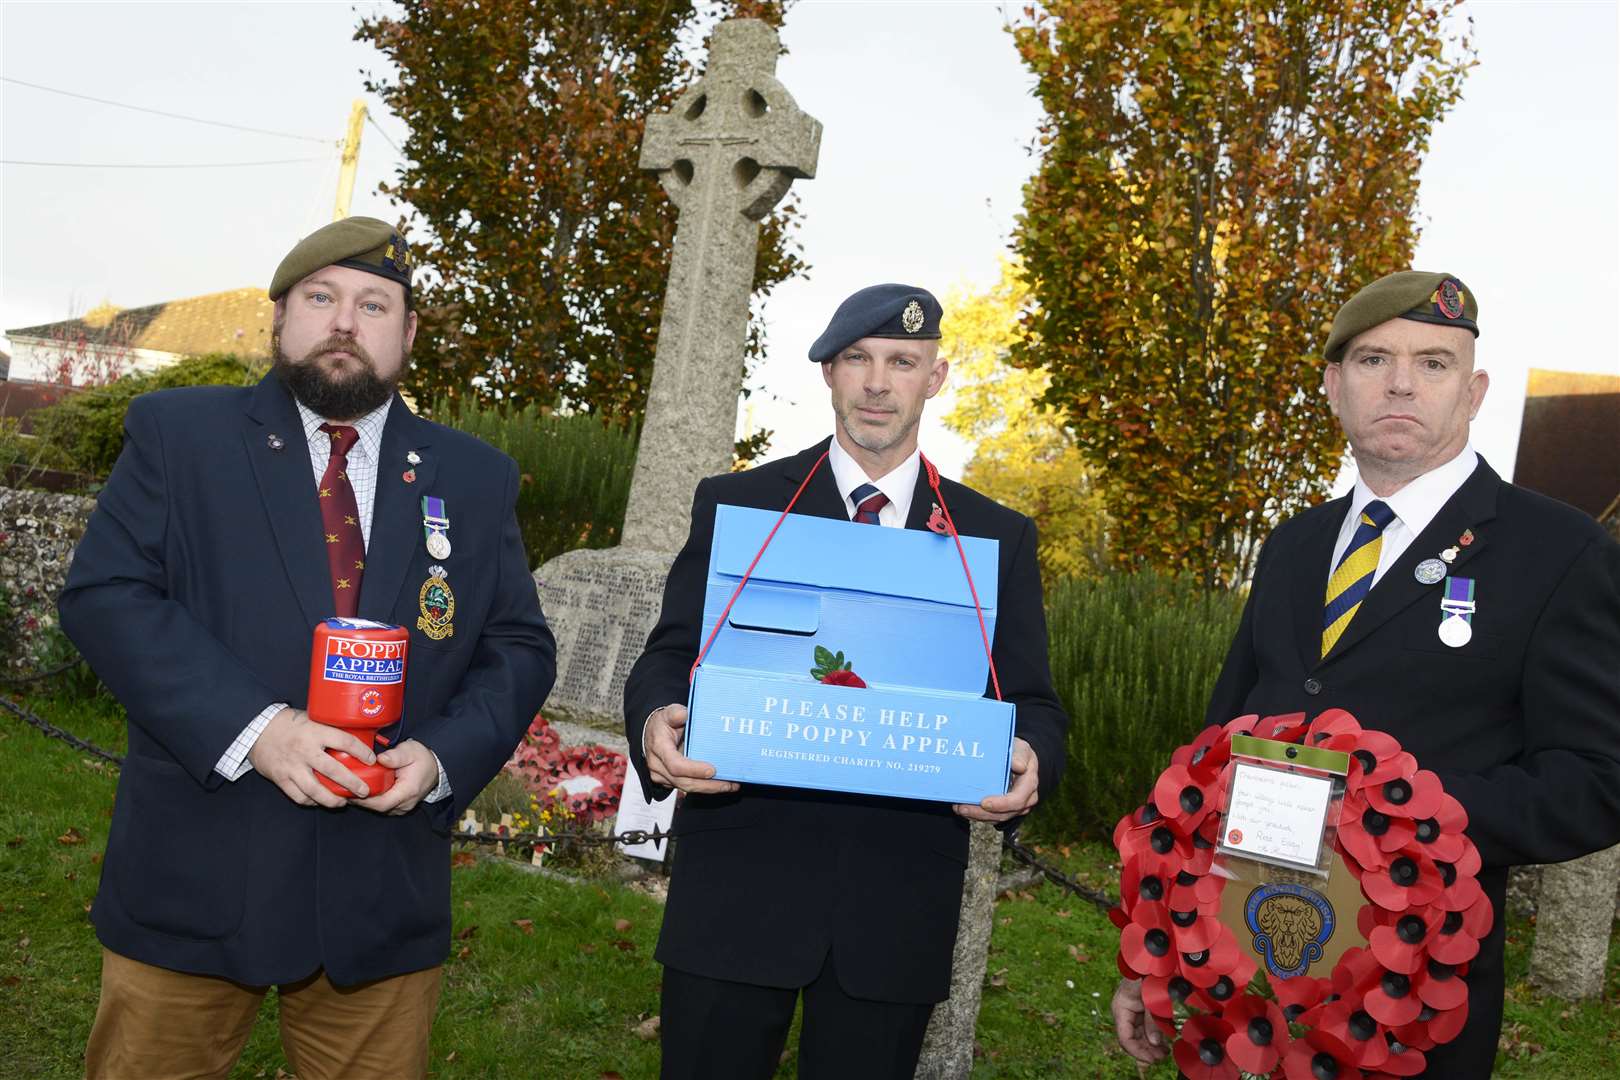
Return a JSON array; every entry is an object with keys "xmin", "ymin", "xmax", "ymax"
[
  {"xmin": 901, "ymin": 299, "xmax": 925, "ymax": 334},
  {"xmin": 383, "ymin": 232, "xmax": 414, "ymax": 275},
  {"xmin": 1431, "ymin": 279, "xmax": 1466, "ymax": 320}
]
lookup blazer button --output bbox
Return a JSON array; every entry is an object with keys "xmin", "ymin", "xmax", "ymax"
[{"xmin": 1303, "ymin": 678, "xmax": 1323, "ymax": 696}]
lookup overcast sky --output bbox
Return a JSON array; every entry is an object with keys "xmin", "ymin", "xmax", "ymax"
[{"xmin": 2, "ymin": 0, "xmax": 1615, "ymax": 483}]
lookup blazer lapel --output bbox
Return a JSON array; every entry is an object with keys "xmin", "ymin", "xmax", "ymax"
[
  {"xmin": 358, "ymin": 396, "xmax": 436, "ymax": 621},
  {"xmin": 242, "ymin": 374, "xmax": 333, "ymax": 630},
  {"xmin": 903, "ymin": 462, "xmax": 937, "ymax": 532},
  {"xmin": 1323, "ymin": 460, "xmax": 1501, "ymax": 662},
  {"xmin": 780, "ymin": 437, "xmax": 845, "ymax": 521},
  {"xmin": 1293, "ymin": 498, "xmax": 1347, "ymax": 672}
]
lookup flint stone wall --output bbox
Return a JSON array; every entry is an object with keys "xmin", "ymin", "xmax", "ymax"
[{"xmin": 0, "ymin": 484, "xmax": 94, "ymax": 673}]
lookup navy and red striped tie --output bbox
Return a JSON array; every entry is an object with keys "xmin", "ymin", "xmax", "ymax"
[{"xmin": 850, "ymin": 483, "xmax": 889, "ymax": 525}]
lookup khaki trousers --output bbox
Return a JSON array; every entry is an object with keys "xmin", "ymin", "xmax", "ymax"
[{"xmin": 84, "ymin": 948, "xmax": 442, "ymax": 1080}]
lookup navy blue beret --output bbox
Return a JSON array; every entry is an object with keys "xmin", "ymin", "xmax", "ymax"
[{"xmin": 808, "ymin": 283, "xmax": 943, "ymax": 363}]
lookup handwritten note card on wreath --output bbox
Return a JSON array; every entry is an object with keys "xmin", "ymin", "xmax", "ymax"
[{"xmin": 1222, "ymin": 762, "xmax": 1332, "ymax": 868}]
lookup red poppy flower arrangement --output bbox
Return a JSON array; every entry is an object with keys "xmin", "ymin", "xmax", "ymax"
[
  {"xmin": 810, "ymin": 645, "xmax": 866, "ymax": 687},
  {"xmin": 1113, "ymin": 709, "xmax": 1490, "ymax": 1078},
  {"xmin": 504, "ymin": 713, "xmax": 628, "ymax": 827}
]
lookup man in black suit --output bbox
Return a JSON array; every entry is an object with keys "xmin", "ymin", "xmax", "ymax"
[
  {"xmin": 60, "ymin": 217, "xmax": 555, "ymax": 1079},
  {"xmin": 624, "ymin": 284, "xmax": 1069, "ymax": 1079},
  {"xmin": 1111, "ymin": 271, "xmax": 1620, "ymax": 1077}
]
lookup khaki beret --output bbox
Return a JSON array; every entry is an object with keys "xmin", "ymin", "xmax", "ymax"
[
  {"xmin": 268, "ymin": 216, "xmax": 414, "ymax": 301},
  {"xmin": 1324, "ymin": 270, "xmax": 1478, "ymax": 362}
]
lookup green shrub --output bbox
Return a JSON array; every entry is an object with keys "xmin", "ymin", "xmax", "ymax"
[
  {"xmin": 27, "ymin": 353, "xmax": 262, "ymax": 479},
  {"xmin": 435, "ymin": 400, "xmax": 636, "ymax": 568},
  {"xmin": 1033, "ymin": 572, "xmax": 1245, "ymax": 843},
  {"xmin": 0, "ymin": 416, "xmax": 77, "ymax": 479}
]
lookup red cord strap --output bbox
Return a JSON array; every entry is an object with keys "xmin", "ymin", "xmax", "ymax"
[{"xmin": 690, "ymin": 449, "xmax": 1003, "ymax": 704}]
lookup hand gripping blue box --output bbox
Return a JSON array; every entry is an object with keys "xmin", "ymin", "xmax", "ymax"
[{"xmin": 684, "ymin": 504, "xmax": 1016, "ymax": 803}]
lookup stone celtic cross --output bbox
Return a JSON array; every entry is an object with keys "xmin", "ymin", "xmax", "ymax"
[{"xmin": 619, "ymin": 18, "xmax": 822, "ymax": 553}]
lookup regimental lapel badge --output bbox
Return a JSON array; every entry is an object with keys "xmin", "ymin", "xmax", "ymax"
[
  {"xmin": 1414, "ymin": 558, "xmax": 1447, "ymax": 585},
  {"xmin": 407, "ymin": 450, "xmax": 422, "ymax": 466},
  {"xmin": 267, "ymin": 433, "xmax": 285, "ymax": 451},
  {"xmin": 417, "ymin": 565, "xmax": 455, "ymax": 641}
]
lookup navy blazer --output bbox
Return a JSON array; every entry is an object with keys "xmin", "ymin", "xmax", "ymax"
[
  {"xmin": 1207, "ymin": 458, "xmax": 1620, "ymax": 1078},
  {"xmin": 59, "ymin": 374, "xmax": 555, "ymax": 986},
  {"xmin": 624, "ymin": 438, "xmax": 1068, "ymax": 1003}
]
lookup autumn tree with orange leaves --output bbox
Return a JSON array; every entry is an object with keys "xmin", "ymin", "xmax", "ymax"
[
  {"xmin": 356, "ymin": 0, "xmax": 804, "ymax": 426},
  {"xmin": 1010, "ymin": 1, "xmax": 1473, "ymax": 585}
]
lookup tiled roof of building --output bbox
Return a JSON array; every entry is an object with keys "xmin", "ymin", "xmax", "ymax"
[{"xmin": 6, "ymin": 288, "xmax": 273, "ymax": 358}]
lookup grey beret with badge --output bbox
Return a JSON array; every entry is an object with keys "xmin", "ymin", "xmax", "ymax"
[
  {"xmin": 268, "ymin": 216, "xmax": 415, "ymax": 302},
  {"xmin": 1324, "ymin": 270, "xmax": 1479, "ymax": 363},
  {"xmin": 809, "ymin": 283, "xmax": 943, "ymax": 363}
]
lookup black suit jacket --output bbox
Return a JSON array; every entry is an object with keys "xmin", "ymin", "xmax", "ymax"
[
  {"xmin": 624, "ymin": 438, "xmax": 1068, "ymax": 1003},
  {"xmin": 59, "ymin": 374, "xmax": 555, "ymax": 986},
  {"xmin": 1207, "ymin": 457, "xmax": 1620, "ymax": 1077}
]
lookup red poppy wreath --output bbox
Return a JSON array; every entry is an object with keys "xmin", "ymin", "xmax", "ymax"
[{"xmin": 1112, "ymin": 709, "xmax": 1492, "ymax": 1079}]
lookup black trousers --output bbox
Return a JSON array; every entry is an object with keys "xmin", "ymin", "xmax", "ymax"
[{"xmin": 659, "ymin": 952, "xmax": 935, "ymax": 1080}]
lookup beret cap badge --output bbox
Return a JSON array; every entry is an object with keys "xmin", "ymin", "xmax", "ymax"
[
  {"xmin": 901, "ymin": 300, "xmax": 925, "ymax": 334},
  {"xmin": 1432, "ymin": 279, "xmax": 1465, "ymax": 320}
]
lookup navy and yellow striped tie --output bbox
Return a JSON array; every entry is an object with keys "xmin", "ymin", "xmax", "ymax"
[{"xmin": 1322, "ymin": 499, "xmax": 1395, "ymax": 657}]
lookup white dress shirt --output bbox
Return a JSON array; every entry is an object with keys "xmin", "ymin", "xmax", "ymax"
[
  {"xmin": 826, "ymin": 435, "xmax": 920, "ymax": 528},
  {"xmin": 1330, "ymin": 445, "xmax": 1480, "ymax": 585},
  {"xmin": 215, "ymin": 398, "xmax": 449, "ymax": 802}
]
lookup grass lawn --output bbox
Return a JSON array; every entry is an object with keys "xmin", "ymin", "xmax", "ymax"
[{"xmin": 4, "ymin": 687, "xmax": 1617, "ymax": 1078}]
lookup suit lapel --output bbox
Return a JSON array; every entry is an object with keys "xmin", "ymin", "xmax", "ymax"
[
  {"xmin": 242, "ymin": 375, "xmax": 334, "ymax": 630},
  {"xmin": 1293, "ymin": 499, "xmax": 1347, "ymax": 671},
  {"xmin": 780, "ymin": 437, "xmax": 845, "ymax": 521},
  {"xmin": 358, "ymin": 396, "xmax": 436, "ymax": 621},
  {"xmin": 903, "ymin": 463, "xmax": 936, "ymax": 532},
  {"xmin": 1323, "ymin": 461, "xmax": 1501, "ymax": 662}
]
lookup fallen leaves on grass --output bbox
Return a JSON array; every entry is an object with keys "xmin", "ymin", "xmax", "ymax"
[
  {"xmin": 1067, "ymin": 944, "xmax": 1090, "ymax": 964},
  {"xmin": 5, "ymin": 837, "xmax": 22, "ymax": 849},
  {"xmin": 512, "ymin": 918, "xmax": 534, "ymax": 935},
  {"xmin": 988, "ymin": 967, "xmax": 1008, "ymax": 988},
  {"xmin": 614, "ymin": 917, "xmax": 632, "ymax": 932},
  {"xmin": 457, "ymin": 925, "xmax": 478, "ymax": 940},
  {"xmin": 612, "ymin": 939, "xmax": 636, "ymax": 952},
  {"xmin": 634, "ymin": 1015, "xmax": 661, "ymax": 1040},
  {"xmin": 56, "ymin": 827, "xmax": 84, "ymax": 845},
  {"xmin": 451, "ymin": 851, "xmax": 477, "ymax": 869}
]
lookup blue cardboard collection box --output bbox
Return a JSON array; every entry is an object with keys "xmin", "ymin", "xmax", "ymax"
[{"xmin": 684, "ymin": 505, "xmax": 1016, "ymax": 804}]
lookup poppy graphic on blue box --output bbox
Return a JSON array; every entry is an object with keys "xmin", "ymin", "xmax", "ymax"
[{"xmin": 684, "ymin": 504, "xmax": 1016, "ymax": 803}]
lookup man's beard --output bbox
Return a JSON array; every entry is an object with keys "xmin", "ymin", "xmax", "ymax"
[{"xmin": 272, "ymin": 334, "xmax": 402, "ymax": 420}]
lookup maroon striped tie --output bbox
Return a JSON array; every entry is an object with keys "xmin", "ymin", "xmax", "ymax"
[{"xmin": 317, "ymin": 423, "xmax": 365, "ymax": 617}]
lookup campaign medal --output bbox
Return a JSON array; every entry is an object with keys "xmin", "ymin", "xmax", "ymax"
[
  {"xmin": 417, "ymin": 564, "xmax": 455, "ymax": 640},
  {"xmin": 422, "ymin": 495, "xmax": 452, "ymax": 560},
  {"xmin": 1438, "ymin": 576, "xmax": 1475, "ymax": 648},
  {"xmin": 1414, "ymin": 558, "xmax": 1447, "ymax": 585}
]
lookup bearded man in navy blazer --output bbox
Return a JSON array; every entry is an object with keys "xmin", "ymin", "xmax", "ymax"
[
  {"xmin": 1109, "ymin": 271, "xmax": 1620, "ymax": 1078},
  {"xmin": 624, "ymin": 284, "xmax": 1069, "ymax": 1080},
  {"xmin": 59, "ymin": 217, "xmax": 555, "ymax": 1080}
]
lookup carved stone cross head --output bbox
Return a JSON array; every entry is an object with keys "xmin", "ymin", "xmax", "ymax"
[{"xmin": 640, "ymin": 18, "xmax": 823, "ymax": 221}]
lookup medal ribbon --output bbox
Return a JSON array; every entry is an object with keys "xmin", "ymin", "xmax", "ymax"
[
  {"xmin": 1441, "ymin": 576, "xmax": 1475, "ymax": 621},
  {"xmin": 421, "ymin": 495, "xmax": 449, "ymax": 546}
]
